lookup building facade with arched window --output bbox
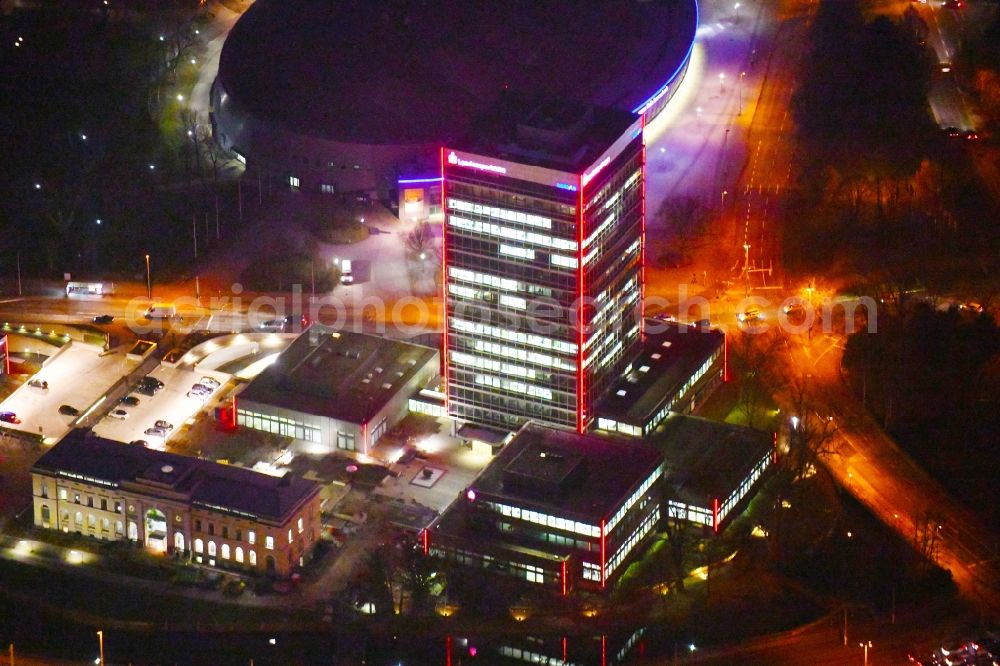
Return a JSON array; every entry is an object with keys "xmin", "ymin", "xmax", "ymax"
[{"xmin": 31, "ymin": 430, "xmax": 322, "ymax": 578}]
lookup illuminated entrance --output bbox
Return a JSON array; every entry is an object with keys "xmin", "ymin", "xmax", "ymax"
[{"xmin": 144, "ymin": 508, "xmax": 168, "ymax": 553}]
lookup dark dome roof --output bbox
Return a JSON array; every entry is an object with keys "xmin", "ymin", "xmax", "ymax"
[{"xmin": 218, "ymin": 0, "xmax": 698, "ymax": 145}]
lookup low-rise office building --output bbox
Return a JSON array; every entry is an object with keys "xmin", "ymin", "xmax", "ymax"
[
  {"xmin": 651, "ymin": 413, "xmax": 774, "ymax": 532},
  {"xmin": 236, "ymin": 326, "xmax": 439, "ymax": 455},
  {"xmin": 425, "ymin": 423, "xmax": 664, "ymax": 594},
  {"xmin": 31, "ymin": 430, "xmax": 322, "ymax": 578},
  {"xmin": 596, "ymin": 320, "xmax": 725, "ymax": 438}
]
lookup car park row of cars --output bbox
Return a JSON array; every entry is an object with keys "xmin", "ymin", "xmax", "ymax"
[
  {"xmin": 909, "ymin": 634, "xmax": 1000, "ymax": 666},
  {"xmin": 122, "ymin": 375, "xmax": 220, "ymax": 447}
]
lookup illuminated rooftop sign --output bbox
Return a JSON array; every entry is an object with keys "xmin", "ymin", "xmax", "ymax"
[
  {"xmin": 447, "ymin": 151, "xmax": 507, "ymax": 175},
  {"xmin": 581, "ymin": 156, "xmax": 611, "ymax": 187}
]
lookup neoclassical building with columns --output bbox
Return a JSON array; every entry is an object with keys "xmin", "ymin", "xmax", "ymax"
[{"xmin": 31, "ymin": 430, "xmax": 322, "ymax": 578}]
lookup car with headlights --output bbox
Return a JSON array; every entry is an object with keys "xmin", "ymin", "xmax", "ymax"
[{"xmin": 199, "ymin": 377, "xmax": 221, "ymax": 390}]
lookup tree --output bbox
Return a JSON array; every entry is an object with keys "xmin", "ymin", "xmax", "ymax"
[
  {"xmin": 662, "ymin": 504, "xmax": 700, "ymax": 594},
  {"xmin": 400, "ymin": 544, "xmax": 436, "ymax": 616},
  {"xmin": 794, "ymin": 1, "xmax": 934, "ymax": 180},
  {"xmin": 358, "ymin": 546, "xmax": 396, "ymax": 617},
  {"xmin": 782, "ymin": 380, "xmax": 837, "ymax": 484},
  {"xmin": 731, "ymin": 328, "xmax": 785, "ymax": 429},
  {"xmin": 655, "ymin": 196, "xmax": 709, "ymax": 263},
  {"xmin": 405, "ymin": 222, "xmax": 436, "ymax": 259}
]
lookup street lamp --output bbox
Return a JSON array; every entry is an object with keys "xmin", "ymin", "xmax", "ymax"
[
  {"xmin": 739, "ymin": 71, "xmax": 746, "ymax": 115},
  {"xmin": 721, "ymin": 189, "xmax": 728, "ymax": 210},
  {"xmin": 97, "ymin": 630, "xmax": 104, "ymax": 666},
  {"xmin": 791, "ymin": 416, "xmax": 799, "ymax": 430},
  {"xmin": 145, "ymin": 254, "xmax": 151, "ymax": 300},
  {"xmin": 719, "ymin": 72, "xmax": 726, "ymax": 91},
  {"xmin": 859, "ymin": 641, "xmax": 872, "ymax": 666}
]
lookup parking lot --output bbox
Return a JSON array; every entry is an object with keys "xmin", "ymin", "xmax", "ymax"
[
  {"xmin": 91, "ymin": 364, "xmax": 230, "ymax": 449},
  {"xmin": 0, "ymin": 344, "xmax": 139, "ymax": 443}
]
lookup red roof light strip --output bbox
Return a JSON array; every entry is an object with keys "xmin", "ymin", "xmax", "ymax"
[
  {"xmin": 440, "ymin": 147, "xmax": 450, "ymax": 410},
  {"xmin": 576, "ymin": 180, "xmax": 586, "ymax": 433}
]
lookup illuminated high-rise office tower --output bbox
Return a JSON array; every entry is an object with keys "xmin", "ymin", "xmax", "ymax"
[{"xmin": 442, "ymin": 102, "xmax": 644, "ymax": 432}]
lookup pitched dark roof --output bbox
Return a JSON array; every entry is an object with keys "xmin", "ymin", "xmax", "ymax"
[{"xmin": 33, "ymin": 430, "xmax": 319, "ymax": 523}]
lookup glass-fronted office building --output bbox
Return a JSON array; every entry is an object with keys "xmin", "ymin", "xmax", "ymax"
[{"xmin": 443, "ymin": 104, "xmax": 644, "ymax": 433}]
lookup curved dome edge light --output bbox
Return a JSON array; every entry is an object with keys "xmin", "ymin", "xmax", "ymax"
[{"xmin": 630, "ymin": 0, "xmax": 700, "ymax": 116}]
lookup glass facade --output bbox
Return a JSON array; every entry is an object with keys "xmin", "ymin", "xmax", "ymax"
[
  {"xmin": 236, "ymin": 408, "xmax": 320, "ymax": 442},
  {"xmin": 443, "ymin": 137, "xmax": 643, "ymax": 432}
]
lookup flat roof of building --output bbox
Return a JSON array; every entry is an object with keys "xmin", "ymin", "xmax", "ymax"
[
  {"xmin": 238, "ymin": 326, "xmax": 438, "ymax": 425},
  {"xmin": 219, "ymin": 0, "xmax": 698, "ymax": 144},
  {"xmin": 597, "ymin": 320, "xmax": 724, "ymax": 427},
  {"xmin": 470, "ymin": 423, "xmax": 662, "ymax": 523},
  {"xmin": 33, "ymin": 430, "xmax": 319, "ymax": 523},
  {"xmin": 453, "ymin": 96, "xmax": 638, "ymax": 174},
  {"xmin": 649, "ymin": 414, "xmax": 772, "ymax": 506}
]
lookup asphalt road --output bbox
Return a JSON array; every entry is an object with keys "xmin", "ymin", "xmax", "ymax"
[{"xmin": 776, "ymin": 328, "xmax": 1000, "ymax": 616}]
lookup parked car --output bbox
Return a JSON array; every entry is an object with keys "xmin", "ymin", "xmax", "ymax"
[
  {"xmin": 190, "ymin": 383, "xmax": 213, "ymax": 396},
  {"xmin": 154, "ymin": 420, "xmax": 174, "ymax": 431},
  {"xmin": 138, "ymin": 377, "xmax": 164, "ymax": 393},
  {"xmin": 58, "ymin": 405, "xmax": 79, "ymax": 416},
  {"xmin": 144, "ymin": 427, "xmax": 167, "ymax": 438},
  {"xmin": 737, "ymin": 307, "xmax": 763, "ymax": 323},
  {"xmin": 130, "ymin": 440, "xmax": 149, "ymax": 448},
  {"xmin": 0, "ymin": 412, "xmax": 22, "ymax": 424},
  {"xmin": 28, "ymin": 378, "xmax": 49, "ymax": 389},
  {"xmin": 108, "ymin": 409, "xmax": 129, "ymax": 420},
  {"xmin": 199, "ymin": 377, "xmax": 221, "ymax": 390},
  {"xmin": 92, "ymin": 314, "xmax": 114, "ymax": 324},
  {"xmin": 187, "ymin": 390, "xmax": 209, "ymax": 401},
  {"xmin": 121, "ymin": 395, "xmax": 140, "ymax": 407},
  {"xmin": 397, "ymin": 446, "xmax": 418, "ymax": 465}
]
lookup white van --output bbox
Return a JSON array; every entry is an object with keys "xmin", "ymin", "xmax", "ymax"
[
  {"xmin": 145, "ymin": 304, "xmax": 176, "ymax": 319},
  {"xmin": 340, "ymin": 259, "xmax": 354, "ymax": 284}
]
